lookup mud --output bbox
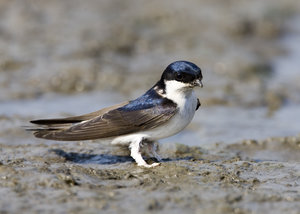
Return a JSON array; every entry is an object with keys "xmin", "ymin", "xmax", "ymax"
[
  {"xmin": 1, "ymin": 0, "xmax": 300, "ymax": 213},
  {"xmin": 0, "ymin": 136, "xmax": 299, "ymax": 214}
]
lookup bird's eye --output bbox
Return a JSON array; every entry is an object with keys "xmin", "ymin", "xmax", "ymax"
[{"xmin": 175, "ymin": 72, "xmax": 183, "ymax": 81}]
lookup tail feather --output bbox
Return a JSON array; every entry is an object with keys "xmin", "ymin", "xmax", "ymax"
[
  {"xmin": 30, "ymin": 118, "xmax": 82, "ymax": 125},
  {"xmin": 28, "ymin": 101, "xmax": 129, "ymax": 141},
  {"xmin": 28, "ymin": 118, "xmax": 82, "ymax": 141}
]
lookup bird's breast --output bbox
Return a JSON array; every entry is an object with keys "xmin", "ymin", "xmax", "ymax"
[
  {"xmin": 145, "ymin": 91, "xmax": 198, "ymax": 140},
  {"xmin": 177, "ymin": 91, "xmax": 198, "ymax": 126}
]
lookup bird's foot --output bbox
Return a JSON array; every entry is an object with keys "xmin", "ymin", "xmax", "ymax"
[
  {"xmin": 144, "ymin": 141, "xmax": 162, "ymax": 162},
  {"xmin": 152, "ymin": 153, "xmax": 162, "ymax": 162},
  {"xmin": 138, "ymin": 162, "xmax": 161, "ymax": 168}
]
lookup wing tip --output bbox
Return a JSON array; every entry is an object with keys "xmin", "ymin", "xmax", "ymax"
[{"xmin": 32, "ymin": 129, "xmax": 62, "ymax": 140}]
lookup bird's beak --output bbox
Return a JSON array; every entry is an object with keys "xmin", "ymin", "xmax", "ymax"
[{"xmin": 194, "ymin": 79, "xmax": 203, "ymax": 88}]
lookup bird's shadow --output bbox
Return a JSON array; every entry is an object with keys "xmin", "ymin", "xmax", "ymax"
[
  {"xmin": 50, "ymin": 149, "xmax": 192, "ymax": 165},
  {"xmin": 50, "ymin": 149, "xmax": 133, "ymax": 165}
]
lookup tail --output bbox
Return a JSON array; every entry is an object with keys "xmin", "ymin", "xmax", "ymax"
[
  {"xmin": 28, "ymin": 101, "xmax": 129, "ymax": 141},
  {"xmin": 28, "ymin": 117, "xmax": 84, "ymax": 141}
]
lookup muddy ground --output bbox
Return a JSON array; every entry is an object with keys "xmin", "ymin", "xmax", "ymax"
[
  {"xmin": 0, "ymin": 0, "xmax": 300, "ymax": 214},
  {"xmin": 0, "ymin": 136, "xmax": 299, "ymax": 214}
]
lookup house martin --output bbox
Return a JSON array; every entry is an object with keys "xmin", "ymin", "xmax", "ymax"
[{"xmin": 30, "ymin": 61, "xmax": 203, "ymax": 167}]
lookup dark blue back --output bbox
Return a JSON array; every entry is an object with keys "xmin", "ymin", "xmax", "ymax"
[{"xmin": 119, "ymin": 88, "xmax": 168, "ymax": 112}]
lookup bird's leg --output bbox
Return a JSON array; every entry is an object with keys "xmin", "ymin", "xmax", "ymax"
[
  {"xmin": 147, "ymin": 141, "xmax": 162, "ymax": 162},
  {"xmin": 129, "ymin": 138, "xmax": 160, "ymax": 168},
  {"xmin": 140, "ymin": 139, "xmax": 161, "ymax": 162}
]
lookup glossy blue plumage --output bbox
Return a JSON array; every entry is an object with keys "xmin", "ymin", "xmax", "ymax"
[
  {"xmin": 162, "ymin": 61, "xmax": 202, "ymax": 83},
  {"xmin": 169, "ymin": 61, "xmax": 201, "ymax": 73},
  {"xmin": 120, "ymin": 88, "xmax": 168, "ymax": 112}
]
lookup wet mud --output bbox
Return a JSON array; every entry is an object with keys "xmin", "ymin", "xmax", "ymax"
[{"xmin": 0, "ymin": 136, "xmax": 299, "ymax": 214}]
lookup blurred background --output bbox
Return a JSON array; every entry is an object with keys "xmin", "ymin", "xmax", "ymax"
[{"xmin": 0, "ymin": 0, "xmax": 300, "ymax": 145}]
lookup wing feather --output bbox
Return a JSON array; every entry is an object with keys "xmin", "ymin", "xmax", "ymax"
[
  {"xmin": 32, "ymin": 100, "xmax": 177, "ymax": 141},
  {"xmin": 30, "ymin": 101, "xmax": 129, "ymax": 125}
]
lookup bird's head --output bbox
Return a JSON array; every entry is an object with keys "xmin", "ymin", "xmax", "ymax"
[{"xmin": 161, "ymin": 61, "xmax": 203, "ymax": 95}]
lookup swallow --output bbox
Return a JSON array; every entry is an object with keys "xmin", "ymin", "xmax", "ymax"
[{"xmin": 29, "ymin": 61, "xmax": 203, "ymax": 167}]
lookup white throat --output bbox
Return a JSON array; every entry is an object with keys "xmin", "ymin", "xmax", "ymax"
[{"xmin": 164, "ymin": 80, "xmax": 193, "ymax": 107}]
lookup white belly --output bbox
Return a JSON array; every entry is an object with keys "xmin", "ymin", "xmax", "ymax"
[{"xmin": 111, "ymin": 91, "xmax": 198, "ymax": 145}]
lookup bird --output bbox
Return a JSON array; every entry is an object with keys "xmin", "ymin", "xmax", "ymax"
[{"xmin": 29, "ymin": 61, "xmax": 203, "ymax": 168}]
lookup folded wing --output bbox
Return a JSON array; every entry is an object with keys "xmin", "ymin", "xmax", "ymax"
[{"xmin": 30, "ymin": 100, "xmax": 177, "ymax": 141}]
